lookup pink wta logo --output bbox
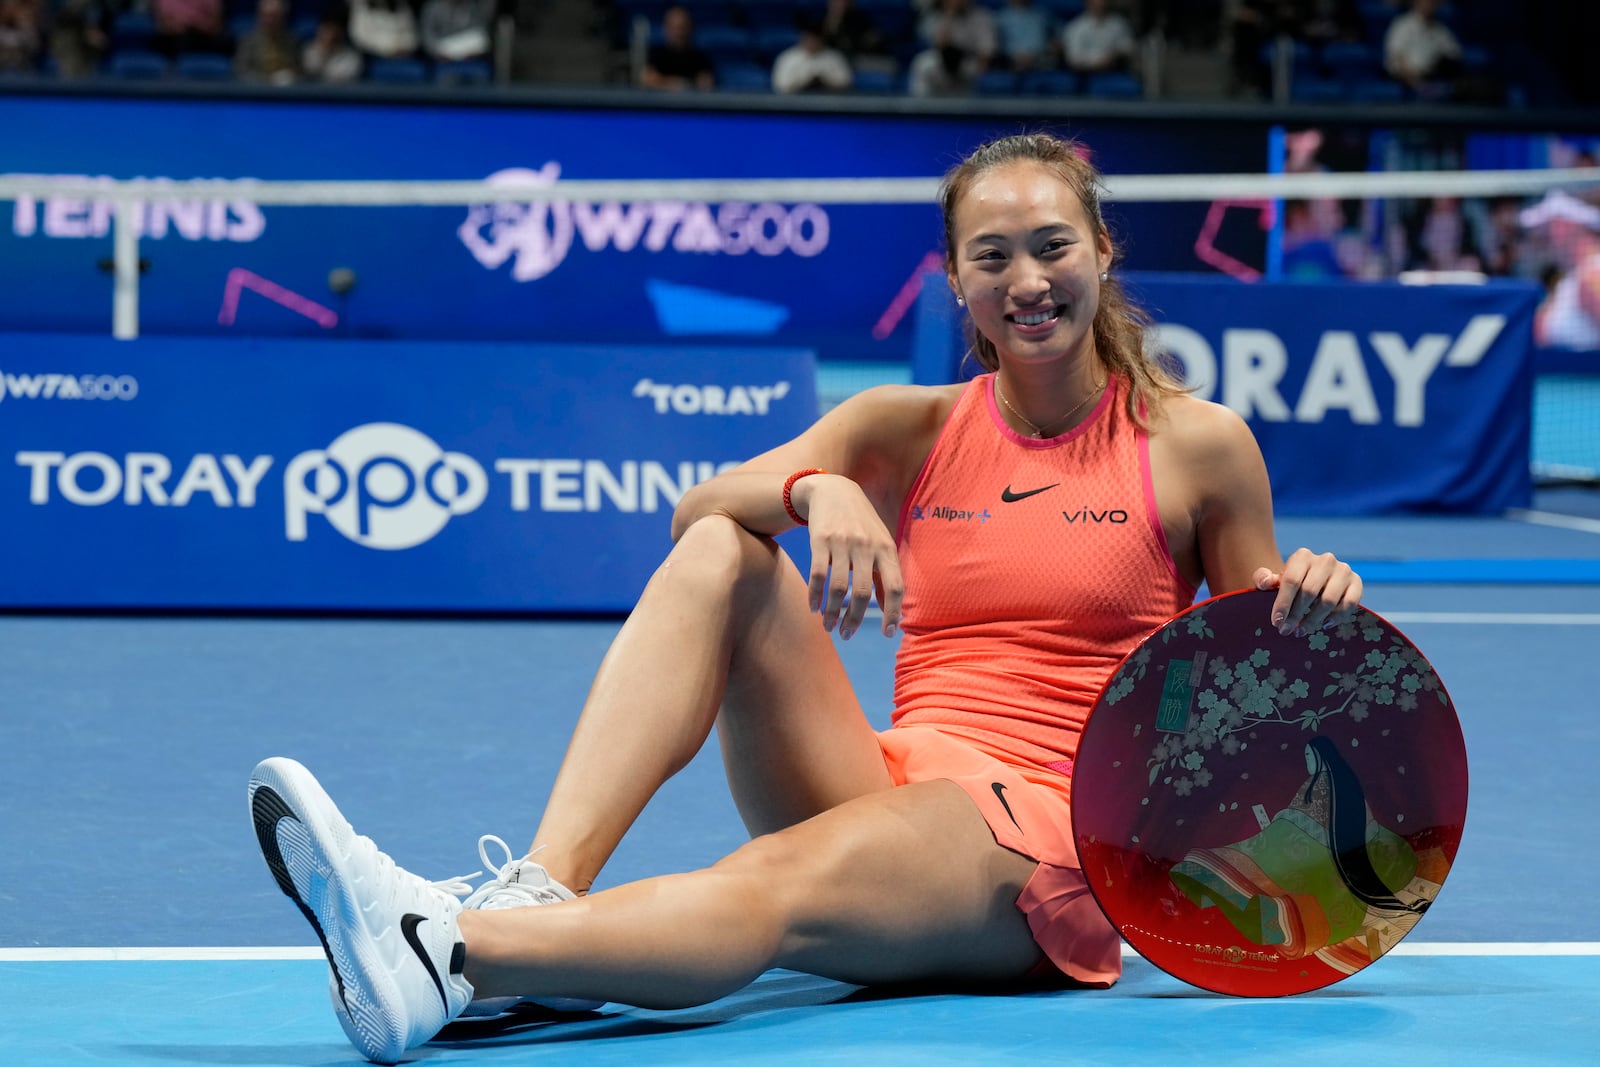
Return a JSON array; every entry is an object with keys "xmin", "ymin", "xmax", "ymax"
[{"xmin": 456, "ymin": 163, "xmax": 575, "ymax": 282}]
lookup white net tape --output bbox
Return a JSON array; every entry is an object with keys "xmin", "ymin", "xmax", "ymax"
[
  {"xmin": 1, "ymin": 167, "xmax": 1597, "ymax": 206},
  {"xmin": 1, "ymin": 166, "xmax": 1596, "ymax": 343}
]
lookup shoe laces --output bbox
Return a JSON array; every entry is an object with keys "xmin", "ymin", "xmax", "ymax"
[
  {"xmin": 460, "ymin": 835, "xmax": 572, "ymax": 910},
  {"xmin": 349, "ymin": 828, "xmax": 478, "ymax": 905}
]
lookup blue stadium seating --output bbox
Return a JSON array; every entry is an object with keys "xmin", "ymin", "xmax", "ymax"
[
  {"xmin": 1086, "ymin": 70, "xmax": 1141, "ymax": 98},
  {"xmin": 106, "ymin": 49, "xmax": 169, "ymax": 79},
  {"xmin": 365, "ymin": 57, "xmax": 430, "ymax": 83},
  {"xmin": 176, "ymin": 53, "xmax": 235, "ymax": 80}
]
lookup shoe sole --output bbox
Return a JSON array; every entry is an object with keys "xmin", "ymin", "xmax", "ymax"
[{"xmin": 249, "ymin": 757, "xmax": 415, "ymax": 1065}]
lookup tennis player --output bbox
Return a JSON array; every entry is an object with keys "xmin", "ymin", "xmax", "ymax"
[{"xmin": 249, "ymin": 132, "xmax": 1365, "ymax": 1064}]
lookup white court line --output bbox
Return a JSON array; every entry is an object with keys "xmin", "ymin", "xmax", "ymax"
[
  {"xmin": 0, "ymin": 946, "xmax": 325, "ymax": 961},
  {"xmin": 1113, "ymin": 942, "xmax": 1600, "ymax": 959},
  {"xmin": 1383, "ymin": 612, "xmax": 1600, "ymax": 625},
  {"xmin": 1507, "ymin": 508, "xmax": 1600, "ymax": 536},
  {"xmin": 853, "ymin": 607, "xmax": 1600, "ymax": 626},
  {"xmin": 3, "ymin": 944, "xmax": 1596, "ymax": 963}
]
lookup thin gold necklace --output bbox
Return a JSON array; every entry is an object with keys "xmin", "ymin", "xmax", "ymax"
[{"xmin": 995, "ymin": 372, "xmax": 1108, "ymax": 439}]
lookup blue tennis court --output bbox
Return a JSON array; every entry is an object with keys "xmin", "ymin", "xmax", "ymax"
[{"xmin": 2, "ymin": 502, "xmax": 1597, "ymax": 1065}]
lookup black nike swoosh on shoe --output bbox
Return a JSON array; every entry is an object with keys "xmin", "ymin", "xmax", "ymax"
[
  {"xmin": 1000, "ymin": 483, "xmax": 1058, "ymax": 503},
  {"xmin": 991, "ymin": 781, "xmax": 1023, "ymax": 831},
  {"xmin": 402, "ymin": 913, "xmax": 450, "ymax": 1014},
  {"xmin": 251, "ymin": 784, "xmax": 350, "ymax": 1012}
]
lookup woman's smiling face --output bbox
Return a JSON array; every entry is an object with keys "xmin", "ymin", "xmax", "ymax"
[{"xmin": 948, "ymin": 160, "xmax": 1113, "ymax": 367}]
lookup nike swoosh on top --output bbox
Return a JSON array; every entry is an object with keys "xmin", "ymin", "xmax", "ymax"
[
  {"xmin": 991, "ymin": 781, "xmax": 1023, "ymax": 831},
  {"xmin": 402, "ymin": 913, "xmax": 450, "ymax": 1013},
  {"xmin": 1000, "ymin": 483, "xmax": 1058, "ymax": 503}
]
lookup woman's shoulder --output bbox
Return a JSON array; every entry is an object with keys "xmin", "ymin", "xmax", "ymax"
[
  {"xmin": 1147, "ymin": 392, "xmax": 1258, "ymax": 459},
  {"xmin": 830, "ymin": 380, "xmax": 967, "ymax": 430}
]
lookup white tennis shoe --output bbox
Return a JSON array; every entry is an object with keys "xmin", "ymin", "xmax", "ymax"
[
  {"xmin": 457, "ymin": 834, "xmax": 605, "ymax": 1016},
  {"xmin": 248, "ymin": 757, "xmax": 475, "ymax": 1064}
]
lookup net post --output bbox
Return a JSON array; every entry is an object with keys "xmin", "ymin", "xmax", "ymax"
[{"xmin": 112, "ymin": 196, "xmax": 139, "ymax": 341}]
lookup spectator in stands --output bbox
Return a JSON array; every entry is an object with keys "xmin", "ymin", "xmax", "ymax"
[
  {"xmin": 349, "ymin": 0, "xmax": 419, "ymax": 60},
  {"xmin": 234, "ymin": 0, "xmax": 302, "ymax": 83},
  {"xmin": 303, "ymin": 10, "xmax": 364, "ymax": 82},
  {"xmin": 1061, "ymin": 0, "xmax": 1133, "ymax": 76},
  {"xmin": 819, "ymin": 0, "xmax": 885, "ymax": 68},
  {"xmin": 1280, "ymin": 197, "xmax": 1348, "ymax": 279},
  {"xmin": 771, "ymin": 16, "xmax": 852, "ymax": 94},
  {"xmin": 420, "ymin": 0, "xmax": 491, "ymax": 65},
  {"xmin": 151, "ymin": 0, "xmax": 230, "ymax": 58},
  {"xmin": 1480, "ymin": 196, "xmax": 1541, "ymax": 279},
  {"xmin": 1521, "ymin": 190, "xmax": 1600, "ymax": 351},
  {"xmin": 0, "ymin": 0, "xmax": 41, "ymax": 73},
  {"xmin": 993, "ymin": 0, "xmax": 1053, "ymax": 73},
  {"xmin": 640, "ymin": 4, "xmax": 713, "ymax": 91},
  {"xmin": 1406, "ymin": 196, "xmax": 1483, "ymax": 274},
  {"xmin": 1297, "ymin": 0, "xmax": 1361, "ymax": 47},
  {"xmin": 907, "ymin": 0, "xmax": 995, "ymax": 97},
  {"xmin": 46, "ymin": 0, "xmax": 109, "ymax": 78},
  {"xmin": 1382, "ymin": 0, "xmax": 1459, "ymax": 97}
]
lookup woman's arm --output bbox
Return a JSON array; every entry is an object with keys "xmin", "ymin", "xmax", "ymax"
[
  {"xmin": 671, "ymin": 384, "xmax": 951, "ymax": 637},
  {"xmin": 1166, "ymin": 397, "xmax": 1364, "ymax": 635}
]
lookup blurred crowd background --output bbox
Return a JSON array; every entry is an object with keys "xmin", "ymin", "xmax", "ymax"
[{"xmin": 1, "ymin": 0, "xmax": 1596, "ymax": 108}]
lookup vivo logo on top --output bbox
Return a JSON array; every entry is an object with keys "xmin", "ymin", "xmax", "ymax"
[
  {"xmin": 9, "ymin": 175, "xmax": 266, "ymax": 242},
  {"xmin": 1152, "ymin": 314, "xmax": 1506, "ymax": 428},
  {"xmin": 458, "ymin": 164, "xmax": 830, "ymax": 282}
]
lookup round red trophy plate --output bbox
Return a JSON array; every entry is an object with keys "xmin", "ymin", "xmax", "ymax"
[{"xmin": 1072, "ymin": 588, "xmax": 1468, "ymax": 996}]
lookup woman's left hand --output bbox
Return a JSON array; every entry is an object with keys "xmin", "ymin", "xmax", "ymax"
[{"xmin": 1252, "ymin": 548, "xmax": 1363, "ymax": 636}]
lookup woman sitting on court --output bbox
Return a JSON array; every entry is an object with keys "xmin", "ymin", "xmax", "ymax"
[{"xmin": 249, "ymin": 131, "xmax": 1364, "ymax": 1065}]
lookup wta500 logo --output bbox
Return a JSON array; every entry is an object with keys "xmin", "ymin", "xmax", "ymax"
[
  {"xmin": 458, "ymin": 163, "xmax": 829, "ymax": 282},
  {"xmin": 0, "ymin": 369, "xmax": 139, "ymax": 403}
]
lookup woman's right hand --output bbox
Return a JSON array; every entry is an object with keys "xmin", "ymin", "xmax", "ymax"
[{"xmin": 791, "ymin": 473, "xmax": 904, "ymax": 640}]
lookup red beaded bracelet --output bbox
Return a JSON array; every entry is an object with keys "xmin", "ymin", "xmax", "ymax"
[{"xmin": 782, "ymin": 468, "xmax": 827, "ymax": 526}]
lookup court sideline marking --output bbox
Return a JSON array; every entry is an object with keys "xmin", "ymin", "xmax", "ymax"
[
  {"xmin": 1508, "ymin": 508, "xmax": 1600, "ymax": 535},
  {"xmin": 4, "ymin": 944, "xmax": 1598, "ymax": 962},
  {"xmin": 854, "ymin": 608, "xmax": 1600, "ymax": 625}
]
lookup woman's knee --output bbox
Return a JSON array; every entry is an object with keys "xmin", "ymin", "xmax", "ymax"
[{"xmin": 653, "ymin": 514, "xmax": 787, "ymax": 600}]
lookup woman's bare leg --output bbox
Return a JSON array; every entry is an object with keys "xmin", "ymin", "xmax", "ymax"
[
  {"xmin": 461, "ymin": 780, "xmax": 1044, "ymax": 1008},
  {"xmin": 529, "ymin": 515, "xmax": 893, "ymax": 892}
]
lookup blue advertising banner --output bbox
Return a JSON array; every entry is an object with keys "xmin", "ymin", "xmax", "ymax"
[
  {"xmin": 0, "ymin": 335, "xmax": 817, "ymax": 610},
  {"xmin": 0, "ymin": 94, "xmax": 1267, "ymax": 360},
  {"xmin": 914, "ymin": 272, "xmax": 1540, "ymax": 515}
]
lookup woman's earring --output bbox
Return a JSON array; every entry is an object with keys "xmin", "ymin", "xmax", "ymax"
[
  {"xmin": 1100, "ymin": 271, "xmax": 1109, "ymax": 282},
  {"xmin": 956, "ymin": 295, "xmax": 965, "ymax": 306}
]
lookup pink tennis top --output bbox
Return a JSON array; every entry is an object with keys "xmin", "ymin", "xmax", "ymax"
[{"xmin": 891, "ymin": 372, "xmax": 1197, "ymax": 778}]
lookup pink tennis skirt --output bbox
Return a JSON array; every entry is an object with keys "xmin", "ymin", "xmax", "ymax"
[{"xmin": 876, "ymin": 724, "xmax": 1122, "ymax": 987}]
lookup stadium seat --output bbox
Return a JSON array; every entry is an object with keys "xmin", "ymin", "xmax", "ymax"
[
  {"xmin": 714, "ymin": 60, "xmax": 773, "ymax": 92},
  {"xmin": 175, "ymin": 53, "xmax": 235, "ymax": 80},
  {"xmin": 1086, "ymin": 70, "xmax": 1141, "ymax": 98},
  {"xmin": 1020, "ymin": 68, "xmax": 1079, "ymax": 95},
  {"xmin": 1319, "ymin": 39, "xmax": 1378, "ymax": 79},
  {"xmin": 1037, "ymin": 0, "xmax": 1085, "ymax": 17},
  {"xmin": 435, "ymin": 59, "xmax": 493, "ymax": 85},
  {"xmin": 696, "ymin": 24, "xmax": 755, "ymax": 65},
  {"xmin": 106, "ymin": 49, "xmax": 170, "ymax": 79},
  {"xmin": 1291, "ymin": 75, "xmax": 1346, "ymax": 103},
  {"xmin": 1349, "ymin": 77, "xmax": 1405, "ymax": 102},
  {"xmin": 975, "ymin": 69, "xmax": 1019, "ymax": 95},
  {"xmin": 366, "ymin": 57, "xmax": 429, "ymax": 83},
  {"xmin": 110, "ymin": 11, "xmax": 157, "ymax": 52},
  {"xmin": 851, "ymin": 67, "xmax": 900, "ymax": 94},
  {"xmin": 743, "ymin": 1, "xmax": 800, "ymax": 33},
  {"xmin": 754, "ymin": 26, "xmax": 802, "ymax": 60}
]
